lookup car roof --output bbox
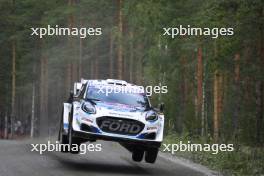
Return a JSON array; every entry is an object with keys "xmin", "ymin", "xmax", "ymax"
[{"xmin": 81, "ymin": 79, "xmax": 144, "ymax": 93}]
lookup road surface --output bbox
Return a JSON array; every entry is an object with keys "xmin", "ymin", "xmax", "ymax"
[{"xmin": 0, "ymin": 139, "xmax": 212, "ymax": 176}]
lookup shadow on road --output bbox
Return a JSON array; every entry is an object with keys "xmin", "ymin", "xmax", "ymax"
[{"xmin": 47, "ymin": 152, "xmax": 151, "ymax": 175}]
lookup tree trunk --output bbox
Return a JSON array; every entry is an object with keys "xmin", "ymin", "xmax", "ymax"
[
  {"xmin": 213, "ymin": 41, "xmax": 224, "ymax": 143},
  {"xmin": 30, "ymin": 62, "xmax": 36, "ymax": 138},
  {"xmin": 256, "ymin": 6, "xmax": 264, "ymax": 145},
  {"xmin": 4, "ymin": 112, "xmax": 8, "ymax": 139},
  {"xmin": 10, "ymin": 40, "xmax": 16, "ymax": 139},
  {"xmin": 109, "ymin": 32, "xmax": 114, "ymax": 78},
  {"xmin": 30, "ymin": 82, "xmax": 35, "ymax": 138},
  {"xmin": 65, "ymin": 0, "xmax": 75, "ymax": 96},
  {"xmin": 117, "ymin": 0, "xmax": 123, "ymax": 79},
  {"xmin": 65, "ymin": 63, "xmax": 72, "ymax": 97},
  {"xmin": 78, "ymin": 37, "xmax": 83, "ymax": 80},
  {"xmin": 179, "ymin": 56, "xmax": 187, "ymax": 134},
  {"xmin": 136, "ymin": 44, "xmax": 143, "ymax": 84},
  {"xmin": 39, "ymin": 36, "xmax": 49, "ymax": 137},
  {"xmin": 213, "ymin": 71, "xmax": 219, "ymax": 142},
  {"xmin": 78, "ymin": 3, "xmax": 82, "ymax": 80},
  {"xmin": 70, "ymin": 2, "xmax": 78, "ymax": 84},
  {"xmin": 72, "ymin": 61, "xmax": 78, "ymax": 83},
  {"xmin": 39, "ymin": 54, "xmax": 48, "ymax": 137},
  {"xmin": 256, "ymin": 82, "xmax": 263, "ymax": 145},
  {"xmin": 202, "ymin": 58, "xmax": 207, "ymax": 137},
  {"xmin": 94, "ymin": 44, "xmax": 99, "ymax": 79},
  {"xmin": 233, "ymin": 53, "xmax": 240, "ymax": 139},
  {"xmin": 213, "ymin": 70, "xmax": 224, "ymax": 142},
  {"xmin": 197, "ymin": 46, "xmax": 203, "ymax": 135},
  {"xmin": 129, "ymin": 31, "xmax": 134, "ymax": 82}
]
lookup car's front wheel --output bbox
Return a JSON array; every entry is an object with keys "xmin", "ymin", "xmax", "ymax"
[
  {"xmin": 132, "ymin": 148, "xmax": 144, "ymax": 162},
  {"xmin": 145, "ymin": 148, "xmax": 159, "ymax": 163}
]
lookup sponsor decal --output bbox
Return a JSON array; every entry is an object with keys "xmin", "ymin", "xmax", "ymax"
[{"xmin": 100, "ymin": 120, "xmax": 141, "ymax": 134}]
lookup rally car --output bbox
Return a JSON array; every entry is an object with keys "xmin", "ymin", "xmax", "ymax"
[{"xmin": 58, "ymin": 79, "xmax": 164, "ymax": 163}]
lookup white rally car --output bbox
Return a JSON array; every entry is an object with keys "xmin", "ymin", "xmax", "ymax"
[{"xmin": 58, "ymin": 79, "xmax": 164, "ymax": 163}]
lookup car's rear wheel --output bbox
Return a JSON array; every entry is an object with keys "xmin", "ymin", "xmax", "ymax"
[
  {"xmin": 68, "ymin": 125, "xmax": 80, "ymax": 154},
  {"xmin": 68, "ymin": 107, "xmax": 80, "ymax": 154},
  {"xmin": 132, "ymin": 148, "xmax": 144, "ymax": 162},
  {"xmin": 145, "ymin": 148, "xmax": 158, "ymax": 163},
  {"xmin": 58, "ymin": 107, "xmax": 69, "ymax": 152},
  {"xmin": 59, "ymin": 128, "xmax": 70, "ymax": 152}
]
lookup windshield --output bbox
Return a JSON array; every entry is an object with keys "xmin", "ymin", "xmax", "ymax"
[{"xmin": 86, "ymin": 87, "xmax": 150, "ymax": 108}]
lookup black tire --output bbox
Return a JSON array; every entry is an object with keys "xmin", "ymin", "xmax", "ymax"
[
  {"xmin": 68, "ymin": 106, "xmax": 80, "ymax": 154},
  {"xmin": 59, "ymin": 132, "xmax": 70, "ymax": 152},
  {"xmin": 132, "ymin": 149, "xmax": 144, "ymax": 162},
  {"xmin": 145, "ymin": 148, "xmax": 159, "ymax": 163},
  {"xmin": 58, "ymin": 107, "xmax": 69, "ymax": 153}
]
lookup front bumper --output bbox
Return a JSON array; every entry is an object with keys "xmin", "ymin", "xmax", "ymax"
[{"xmin": 72, "ymin": 130, "xmax": 161, "ymax": 148}]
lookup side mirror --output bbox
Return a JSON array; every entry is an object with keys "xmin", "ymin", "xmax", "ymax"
[
  {"xmin": 70, "ymin": 90, "xmax": 74, "ymax": 98},
  {"xmin": 159, "ymin": 103, "xmax": 164, "ymax": 113},
  {"xmin": 67, "ymin": 90, "xmax": 74, "ymax": 103},
  {"xmin": 74, "ymin": 82, "xmax": 82, "ymax": 95}
]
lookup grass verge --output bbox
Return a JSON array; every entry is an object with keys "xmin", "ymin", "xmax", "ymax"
[{"xmin": 162, "ymin": 133, "xmax": 264, "ymax": 176}]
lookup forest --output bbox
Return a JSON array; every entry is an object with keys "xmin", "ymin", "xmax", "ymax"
[{"xmin": 0, "ymin": 0, "xmax": 263, "ymax": 175}]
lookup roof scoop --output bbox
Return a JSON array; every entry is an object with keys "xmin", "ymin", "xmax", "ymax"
[{"xmin": 106, "ymin": 79, "xmax": 127, "ymax": 86}]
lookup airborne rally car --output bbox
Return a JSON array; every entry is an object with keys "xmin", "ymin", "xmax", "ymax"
[{"xmin": 58, "ymin": 79, "xmax": 164, "ymax": 163}]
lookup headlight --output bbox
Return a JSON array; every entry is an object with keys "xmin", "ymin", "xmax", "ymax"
[
  {"xmin": 81, "ymin": 102, "xmax": 96, "ymax": 114},
  {"xmin": 145, "ymin": 111, "xmax": 158, "ymax": 121}
]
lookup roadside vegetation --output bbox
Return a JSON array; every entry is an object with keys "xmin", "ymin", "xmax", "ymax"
[{"xmin": 163, "ymin": 133, "xmax": 264, "ymax": 175}]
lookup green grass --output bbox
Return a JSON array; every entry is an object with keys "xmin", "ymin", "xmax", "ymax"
[{"xmin": 162, "ymin": 133, "xmax": 264, "ymax": 176}]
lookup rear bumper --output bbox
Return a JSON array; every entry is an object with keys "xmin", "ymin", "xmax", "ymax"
[{"xmin": 72, "ymin": 130, "xmax": 161, "ymax": 148}]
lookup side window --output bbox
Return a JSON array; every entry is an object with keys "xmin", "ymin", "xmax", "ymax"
[{"xmin": 78, "ymin": 83, "xmax": 87, "ymax": 99}]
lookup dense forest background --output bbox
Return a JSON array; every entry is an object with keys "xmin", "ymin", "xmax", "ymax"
[{"xmin": 0, "ymin": 0, "xmax": 263, "ymax": 174}]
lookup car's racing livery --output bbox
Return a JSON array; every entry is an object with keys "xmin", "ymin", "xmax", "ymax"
[{"xmin": 58, "ymin": 79, "xmax": 164, "ymax": 163}]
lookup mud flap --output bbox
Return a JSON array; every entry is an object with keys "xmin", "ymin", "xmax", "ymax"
[{"xmin": 63, "ymin": 103, "xmax": 72, "ymax": 133}]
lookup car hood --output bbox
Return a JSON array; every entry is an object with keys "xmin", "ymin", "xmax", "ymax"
[{"xmin": 94, "ymin": 101, "xmax": 146, "ymax": 120}]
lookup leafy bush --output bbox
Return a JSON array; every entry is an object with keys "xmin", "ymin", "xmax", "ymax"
[{"xmin": 163, "ymin": 133, "xmax": 264, "ymax": 176}]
